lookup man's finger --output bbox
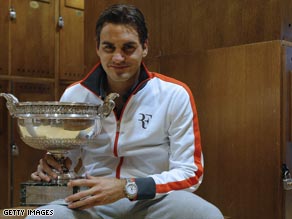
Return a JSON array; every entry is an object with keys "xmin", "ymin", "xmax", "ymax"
[
  {"xmin": 65, "ymin": 188, "xmax": 92, "ymax": 203},
  {"xmin": 30, "ymin": 171, "xmax": 41, "ymax": 181}
]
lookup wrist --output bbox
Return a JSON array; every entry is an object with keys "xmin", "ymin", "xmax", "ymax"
[{"xmin": 120, "ymin": 178, "xmax": 127, "ymax": 198}]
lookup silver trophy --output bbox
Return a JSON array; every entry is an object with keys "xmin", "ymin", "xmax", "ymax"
[{"xmin": 0, "ymin": 92, "xmax": 119, "ymax": 205}]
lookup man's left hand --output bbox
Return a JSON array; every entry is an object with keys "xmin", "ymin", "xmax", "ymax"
[{"xmin": 65, "ymin": 174, "xmax": 126, "ymax": 209}]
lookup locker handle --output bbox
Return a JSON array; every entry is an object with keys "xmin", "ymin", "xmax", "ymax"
[
  {"xmin": 9, "ymin": 7, "xmax": 16, "ymax": 20},
  {"xmin": 11, "ymin": 144, "xmax": 19, "ymax": 156},
  {"xmin": 58, "ymin": 16, "xmax": 64, "ymax": 28}
]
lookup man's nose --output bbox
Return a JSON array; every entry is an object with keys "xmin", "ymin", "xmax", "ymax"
[{"xmin": 112, "ymin": 52, "xmax": 125, "ymax": 62}]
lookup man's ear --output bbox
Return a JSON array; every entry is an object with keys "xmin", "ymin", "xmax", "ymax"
[
  {"xmin": 96, "ymin": 41, "xmax": 100, "ymax": 57},
  {"xmin": 142, "ymin": 49, "xmax": 148, "ymax": 57},
  {"xmin": 142, "ymin": 40, "xmax": 149, "ymax": 57}
]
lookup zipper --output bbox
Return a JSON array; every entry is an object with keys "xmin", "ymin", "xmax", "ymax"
[
  {"xmin": 113, "ymin": 77, "xmax": 150, "ymax": 148},
  {"xmin": 113, "ymin": 75, "xmax": 152, "ymax": 178},
  {"xmin": 113, "ymin": 120, "xmax": 120, "ymax": 157},
  {"xmin": 114, "ymin": 120, "xmax": 123, "ymax": 178}
]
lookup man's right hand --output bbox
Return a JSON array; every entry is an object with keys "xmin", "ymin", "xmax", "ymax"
[{"xmin": 31, "ymin": 152, "xmax": 72, "ymax": 182}]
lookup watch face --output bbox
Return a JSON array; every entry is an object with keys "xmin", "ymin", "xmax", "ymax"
[
  {"xmin": 125, "ymin": 179, "xmax": 138, "ymax": 200},
  {"xmin": 127, "ymin": 183, "xmax": 137, "ymax": 195}
]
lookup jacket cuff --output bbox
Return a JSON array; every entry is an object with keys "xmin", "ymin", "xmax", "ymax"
[{"xmin": 135, "ymin": 177, "xmax": 156, "ymax": 200}]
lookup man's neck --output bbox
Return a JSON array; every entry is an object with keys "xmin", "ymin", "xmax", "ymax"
[
  {"xmin": 107, "ymin": 73, "xmax": 140, "ymax": 97},
  {"xmin": 107, "ymin": 82, "xmax": 132, "ymax": 97}
]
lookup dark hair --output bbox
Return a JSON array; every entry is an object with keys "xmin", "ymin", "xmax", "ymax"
[{"xmin": 95, "ymin": 4, "xmax": 148, "ymax": 48}]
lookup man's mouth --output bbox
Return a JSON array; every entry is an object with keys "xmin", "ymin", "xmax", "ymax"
[
  {"xmin": 109, "ymin": 65, "xmax": 129, "ymax": 70},
  {"xmin": 110, "ymin": 64, "xmax": 128, "ymax": 67}
]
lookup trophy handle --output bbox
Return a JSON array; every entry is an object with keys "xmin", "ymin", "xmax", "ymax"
[
  {"xmin": 0, "ymin": 93, "xmax": 19, "ymax": 116},
  {"xmin": 98, "ymin": 93, "xmax": 119, "ymax": 118}
]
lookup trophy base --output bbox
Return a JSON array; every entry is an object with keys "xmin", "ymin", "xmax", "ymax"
[{"xmin": 20, "ymin": 181, "xmax": 79, "ymax": 206}]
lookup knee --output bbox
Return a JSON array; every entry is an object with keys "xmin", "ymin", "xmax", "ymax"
[
  {"xmin": 166, "ymin": 191, "xmax": 224, "ymax": 219},
  {"xmin": 202, "ymin": 205, "xmax": 224, "ymax": 219}
]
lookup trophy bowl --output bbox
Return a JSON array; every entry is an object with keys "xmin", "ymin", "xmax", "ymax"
[{"xmin": 1, "ymin": 93, "xmax": 119, "ymax": 183}]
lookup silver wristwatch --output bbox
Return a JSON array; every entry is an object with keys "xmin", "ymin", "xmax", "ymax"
[{"xmin": 124, "ymin": 178, "xmax": 138, "ymax": 200}]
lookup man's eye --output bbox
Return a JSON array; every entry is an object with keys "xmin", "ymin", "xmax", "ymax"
[
  {"xmin": 123, "ymin": 45, "xmax": 136, "ymax": 53},
  {"xmin": 103, "ymin": 46, "xmax": 115, "ymax": 52}
]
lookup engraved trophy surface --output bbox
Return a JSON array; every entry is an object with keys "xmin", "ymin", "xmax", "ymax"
[{"xmin": 0, "ymin": 93, "xmax": 119, "ymax": 205}]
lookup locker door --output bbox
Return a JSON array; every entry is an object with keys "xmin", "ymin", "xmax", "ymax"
[
  {"xmin": 0, "ymin": 1, "xmax": 10, "ymax": 75},
  {"xmin": 59, "ymin": 0, "xmax": 85, "ymax": 81},
  {"xmin": 10, "ymin": 0, "xmax": 56, "ymax": 79}
]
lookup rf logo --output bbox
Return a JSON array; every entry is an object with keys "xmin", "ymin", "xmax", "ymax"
[{"xmin": 138, "ymin": 113, "xmax": 152, "ymax": 129}]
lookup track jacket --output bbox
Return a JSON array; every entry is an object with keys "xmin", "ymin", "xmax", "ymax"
[{"xmin": 61, "ymin": 63, "xmax": 203, "ymax": 200}]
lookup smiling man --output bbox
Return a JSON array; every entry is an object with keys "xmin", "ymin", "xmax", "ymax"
[{"xmin": 27, "ymin": 4, "xmax": 223, "ymax": 219}]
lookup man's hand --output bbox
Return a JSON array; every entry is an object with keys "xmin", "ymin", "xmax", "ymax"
[
  {"xmin": 65, "ymin": 174, "xmax": 126, "ymax": 209},
  {"xmin": 30, "ymin": 152, "xmax": 72, "ymax": 182}
]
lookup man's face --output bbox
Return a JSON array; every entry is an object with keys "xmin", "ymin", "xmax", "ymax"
[{"xmin": 96, "ymin": 23, "xmax": 148, "ymax": 86}]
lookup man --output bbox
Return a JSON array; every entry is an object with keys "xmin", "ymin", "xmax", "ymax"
[{"xmin": 27, "ymin": 4, "xmax": 223, "ymax": 219}]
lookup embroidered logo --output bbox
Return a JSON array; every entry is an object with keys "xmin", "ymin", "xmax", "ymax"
[{"xmin": 138, "ymin": 113, "xmax": 152, "ymax": 129}]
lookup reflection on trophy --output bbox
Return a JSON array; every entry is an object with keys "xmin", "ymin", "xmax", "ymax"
[{"xmin": 0, "ymin": 93, "xmax": 119, "ymax": 206}]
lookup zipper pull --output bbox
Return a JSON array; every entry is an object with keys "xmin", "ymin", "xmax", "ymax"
[{"xmin": 116, "ymin": 120, "xmax": 120, "ymax": 132}]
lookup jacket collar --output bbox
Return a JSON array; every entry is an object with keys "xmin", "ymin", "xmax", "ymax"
[{"xmin": 81, "ymin": 62, "xmax": 151, "ymax": 100}]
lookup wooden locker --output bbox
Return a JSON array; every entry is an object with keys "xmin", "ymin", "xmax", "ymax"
[
  {"xmin": 159, "ymin": 41, "xmax": 286, "ymax": 219},
  {"xmin": 159, "ymin": 0, "xmax": 292, "ymax": 55},
  {"xmin": 0, "ymin": 1, "xmax": 10, "ymax": 76},
  {"xmin": 196, "ymin": 41, "xmax": 284, "ymax": 219},
  {"xmin": 59, "ymin": 0, "xmax": 85, "ymax": 81},
  {"xmin": 10, "ymin": 0, "xmax": 56, "ymax": 79},
  {"xmin": 0, "ymin": 0, "xmax": 86, "ymax": 209}
]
